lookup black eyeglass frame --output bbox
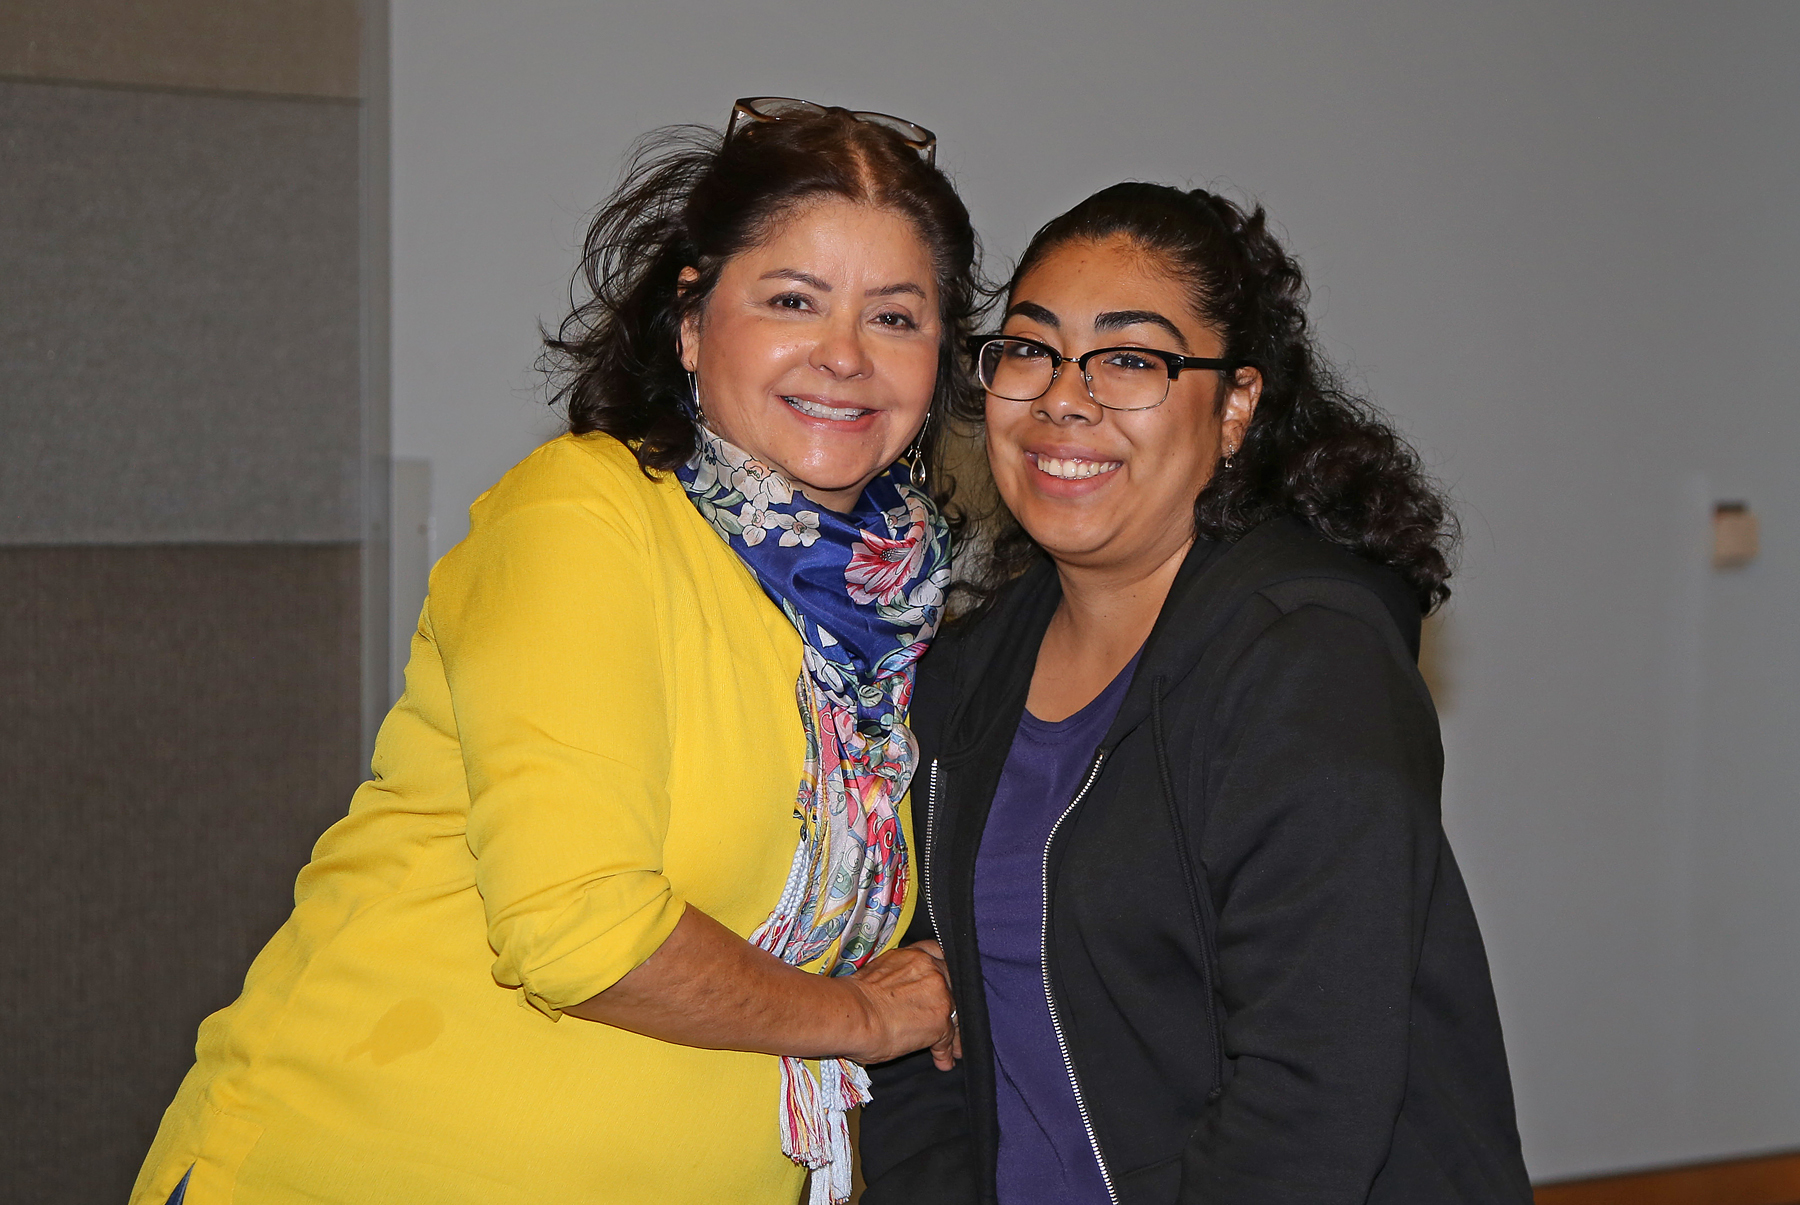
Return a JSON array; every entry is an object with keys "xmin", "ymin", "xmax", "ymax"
[
  {"xmin": 965, "ymin": 334, "xmax": 1250, "ymax": 412},
  {"xmin": 726, "ymin": 96, "xmax": 937, "ymax": 165}
]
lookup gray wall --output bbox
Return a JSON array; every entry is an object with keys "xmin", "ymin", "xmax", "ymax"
[
  {"xmin": 389, "ymin": 0, "xmax": 1800, "ymax": 1180},
  {"xmin": 0, "ymin": 3, "xmax": 380, "ymax": 1199},
  {"xmin": 0, "ymin": 81, "xmax": 363, "ymax": 543}
]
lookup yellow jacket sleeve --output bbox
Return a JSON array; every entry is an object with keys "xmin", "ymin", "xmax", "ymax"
[{"xmin": 429, "ymin": 485, "xmax": 684, "ymax": 1019}]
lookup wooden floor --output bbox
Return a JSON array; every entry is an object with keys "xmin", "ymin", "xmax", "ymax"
[
  {"xmin": 846, "ymin": 1144, "xmax": 1800, "ymax": 1203},
  {"xmin": 1535, "ymin": 1150, "xmax": 1800, "ymax": 1205}
]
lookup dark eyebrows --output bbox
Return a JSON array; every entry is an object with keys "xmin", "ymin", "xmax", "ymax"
[
  {"xmin": 1005, "ymin": 301, "xmax": 1060, "ymax": 327},
  {"xmin": 1007, "ymin": 301, "xmax": 1191, "ymax": 349},
  {"xmin": 1094, "ymin": 309, "xmax": 1188, "ymax": 348}
]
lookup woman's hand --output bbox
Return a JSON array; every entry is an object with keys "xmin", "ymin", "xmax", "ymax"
[
  {"xmin": 912, "ymin": 939, "xmax": 963, "ymax": 1070},
  {"xmin": 844, "ymin": 941, "xmax": 960, "ymax": 1068},
  {"xmin": 565, "ymin": 905, "xmax": 959, "ymax": 1065}
]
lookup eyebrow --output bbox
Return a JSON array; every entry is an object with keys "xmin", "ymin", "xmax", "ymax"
[
  {"xmin": 1094, "ymin": 309, "xmax": 1189, "ymax": 349},
  {"xmin": 760, "ymin": 270, "xmax": 928, "ymax": 301},
  {"xmin": 761, "ymin": 269, "xmax": 831, "ymax": 291},
  {"xmin": 1005, "ymin": 301, "xmax": 1059, "ymax": 326},
  {"xmin": 1007, "ymin": 302, "xmax": 1189, "ymax": 349},
  {"xmin": 867, "ymin": 281, "xmax": 928, "ymax": 299}
]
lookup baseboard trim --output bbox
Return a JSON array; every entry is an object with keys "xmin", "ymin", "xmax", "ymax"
[{"xmin": 1535, "ymin": 1149, "xmax": 1800, "ymax": 1205}]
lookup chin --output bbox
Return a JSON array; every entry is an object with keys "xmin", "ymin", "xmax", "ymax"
[
  {"xmin": 784, "ymin": 452, "xmax": 888, "ymax": 493},
  {"xmin": 1016, "ymin": 517, "xmax": 1114, "ymax": 562}
]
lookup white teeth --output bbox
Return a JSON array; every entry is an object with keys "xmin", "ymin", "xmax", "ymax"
[
  {"xmin": 784, "ymin": 395, "xmax": 866, "ymax": 422},
  {"xmin": 1034, "ymin": 455, "xmax": 1122, "ymax": 481}
]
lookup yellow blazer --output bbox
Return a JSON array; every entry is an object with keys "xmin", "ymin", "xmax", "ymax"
[{"xmin": 132, "ymin": 432, "xmax": 916, "ymax": 1204}]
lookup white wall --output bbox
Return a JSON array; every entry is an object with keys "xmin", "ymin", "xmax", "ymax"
[{"xmin": 390, "ymin": 0, "xmax": 1800, "ymax": 1180}]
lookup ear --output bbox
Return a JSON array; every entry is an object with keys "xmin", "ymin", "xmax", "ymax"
[
  {"xmin": 1219, "ymin": 366, "xmax": 1263, "ymax": 454},
  {"xmin": 676, "ymin": 267, "xmax": 702, "ymax": 373}
]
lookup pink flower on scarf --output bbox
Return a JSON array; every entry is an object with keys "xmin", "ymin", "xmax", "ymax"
[{"xmin": 845, "ymin": 525, "xmax": 926, "ymax": 606}]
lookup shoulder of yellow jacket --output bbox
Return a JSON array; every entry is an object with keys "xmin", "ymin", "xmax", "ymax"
[{"xmin": 467, "ymin": 432, "xmax": 677, "ymax": 534}]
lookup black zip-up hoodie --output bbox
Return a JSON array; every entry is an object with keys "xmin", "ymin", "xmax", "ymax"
[{"xmin": 860, "ymin": 519, "xmax": 1532, "ymax": 1205}]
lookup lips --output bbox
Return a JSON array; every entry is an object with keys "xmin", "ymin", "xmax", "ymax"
[
  {"xmin": 784, "ymin": 394, "xmax": 869, "ymax": 422},
  {"xmin": 1028, "ymin": 452, "xmax": 1122, "ymax": 481}
]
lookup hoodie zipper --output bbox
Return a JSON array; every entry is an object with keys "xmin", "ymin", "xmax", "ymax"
[
  {"xmin": 922, "ymin": 759, "xmax": 942, "ymax": 940},
  {"xmin": 1041, "ymin": 749, "xmax": 1119, "ymax": 1205}
]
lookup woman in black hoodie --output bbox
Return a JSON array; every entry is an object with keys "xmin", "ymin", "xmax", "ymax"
[{"xmin": 859, "ymin": 184, "xmax": 1532, "ymax": 1205}]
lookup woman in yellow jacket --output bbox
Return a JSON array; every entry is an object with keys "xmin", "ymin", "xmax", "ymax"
[{"xmin": 132, "ymin": 98, "xmax": 975, "ymax": 1205}]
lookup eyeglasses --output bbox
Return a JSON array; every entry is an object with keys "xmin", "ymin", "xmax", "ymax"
[
  {"xmin": 726, "ymin": 96, "xmax": 937, "ymax": 165},
  {"xmin": 968, "ymin": 334, "xmax": 1245, "ymax": 412}
]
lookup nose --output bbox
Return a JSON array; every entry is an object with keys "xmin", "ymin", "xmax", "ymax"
[
  {"xmin": 1032, "ymin": 363, "xmax": 1102, "ymax": 425},
  {"xmin": 808, "ymin": 312, "xmax": 874, "ymax": 379}
]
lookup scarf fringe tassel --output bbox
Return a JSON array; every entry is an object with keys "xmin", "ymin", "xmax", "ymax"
[{"xmin": 780, "ymin": 1054, "xmax": 871, "ymax": 1205}]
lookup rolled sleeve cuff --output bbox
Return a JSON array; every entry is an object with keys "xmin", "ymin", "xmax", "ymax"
[{"xmin": 492, "ymin": 877, "xmax": 688, "ymax": 1020}]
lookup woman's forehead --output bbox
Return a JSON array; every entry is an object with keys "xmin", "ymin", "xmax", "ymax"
[
  {"xmin": 1010, "ymin": 236, "xmax": 1206, "ymax": 337},
  {"xmin": 749, "ymin": 198, "xmax": 933, "ymax": 268}
]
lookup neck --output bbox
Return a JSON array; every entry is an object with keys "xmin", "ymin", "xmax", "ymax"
[
  {"xmin": 1050, "ymin": 536, "xmax": 1193, "ymax": 661},
  {"xmin": 795, "ymin": 483, "xmax": 864, "ymax": 514},
  {"xmin": 1024, "ymin": 532, "xmax": 1193, "ymax": 722},
  {"xmin": 697, "ymin": 424, "xmax": 873, "ymax": 515}
]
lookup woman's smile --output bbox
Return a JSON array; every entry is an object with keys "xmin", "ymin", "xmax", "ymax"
[
  {"xmin": 782, "ymin": 392, "xmax": 875, "ymax": 423},
  {"xmin": 1025, "ymin": 448, "xmax": 1124, "ymax": 485}
]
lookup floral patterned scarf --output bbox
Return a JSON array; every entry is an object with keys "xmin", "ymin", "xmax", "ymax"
[{"xmin": 675, "ymin": 427, "xmax": 951, "ymax": 1205}]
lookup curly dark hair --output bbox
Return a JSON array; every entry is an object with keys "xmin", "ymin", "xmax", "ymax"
[
  {"xmin": 968, "ymin": 182, "xmax": 1457, "ymax": 613},
  {"xmin": 541, "ymin": 108, "xmax": 983, "ymax": 499}
]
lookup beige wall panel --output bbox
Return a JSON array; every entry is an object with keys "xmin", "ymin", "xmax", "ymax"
[{"xmin": 0, "ymin": 0, "xmax": 359, "ymax": 98}]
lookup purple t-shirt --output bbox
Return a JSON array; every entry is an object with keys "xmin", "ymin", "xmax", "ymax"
[{"xmin": 974, "ymin": 652, "xmax": 1140, "ymax": 1205}]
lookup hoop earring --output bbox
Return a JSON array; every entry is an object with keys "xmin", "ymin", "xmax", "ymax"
[
  {"xmin": 906, "ymin": 412, "xmax": 932, "ymax": 489},
  {"xmin": 686, "ymin": 371, "xmax": 705, "ymax": 424}
]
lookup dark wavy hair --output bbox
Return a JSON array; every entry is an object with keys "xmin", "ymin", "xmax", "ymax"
[
  {"xmin": 541, "ymin": 108, "xmax": 983, "ymax": 496},
  {"xmin": 969, "ymin": 182, "xmax": 1457, "ymax": 613}
]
